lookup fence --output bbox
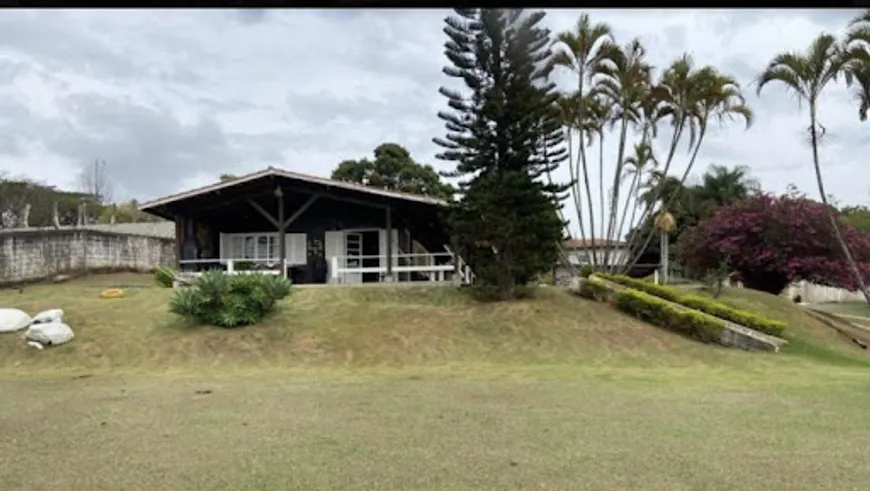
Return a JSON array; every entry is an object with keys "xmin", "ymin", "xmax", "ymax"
[{"xmin": 0, "ymin": 227, "xmax": 175, "ymax": 286}]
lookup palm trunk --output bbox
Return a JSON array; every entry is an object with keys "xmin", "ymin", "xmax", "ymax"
[
  {"xmin": 603, "ymin": 115, "xmax": 630, "ymax": 272},
  {"xmin": 618, "ymin": 117, "xmax": 686, "ymax": 272},
  {"xmin": 598, "ymin": 131, "xmax": 605, "ymax": 251},
  {"xmin": 660, "ymin": 229, "xmax": 669, "ymax": 284},
  {"xmin": 810, "ymin": 104, "xmax": 870, "ymax": 305}
]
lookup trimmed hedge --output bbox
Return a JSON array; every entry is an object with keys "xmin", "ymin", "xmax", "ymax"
[
  {"xmin": 576, "ymin": 276, "xmax": 611, "ymax": 301},
  {"xmin": 596, "ymin": 273, "xmax": 786, "ymax": 337},
  {"xmin": 614, "ymin": 289, "xmax": 726, "ymax": 343}
]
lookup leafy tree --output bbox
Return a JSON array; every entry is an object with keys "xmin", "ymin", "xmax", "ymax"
[
  {"xmin": 434, "ymin": 9, "xmax": 568, "ymax": 300},
  {"xmin": 549, "ymin": 15, "xmax": 752, "ymax": 273},
  {"xmin": 0, "ymin": 175, "xmax": 103, "ymax": 227},
  {"xmin": 331, "ymin": 143, "xmax": 454, "ymax": 200},
  {"xmin": 757, "ymin": 32, "xmax": 870, "ymax": 304},
  {"xmin": 679, "ymin": 194, "xmax": 870, "ymax": 295},
  {"xmin": 627, "ymin": 163, "xmax": 761, "ymax": 278},
  {"xmin": 841, "ymin": 205, "xmax": 870, "ymax": 237}
]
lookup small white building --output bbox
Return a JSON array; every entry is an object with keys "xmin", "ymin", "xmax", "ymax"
[{"xmin": 555, "ymin": 238, "xmax": 631, "ymax": 283}]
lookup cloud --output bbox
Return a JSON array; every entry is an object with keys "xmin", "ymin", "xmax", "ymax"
[{"xmin": 0, "ymin": 7, "xmax": 866, "ymax": 221}]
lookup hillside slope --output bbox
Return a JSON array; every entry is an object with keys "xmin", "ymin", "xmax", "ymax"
[{"xmin": 0, "ymin": 274, "xmax": 866, "ymax": 371}]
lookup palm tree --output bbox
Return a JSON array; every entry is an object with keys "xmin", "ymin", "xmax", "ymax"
[
  {"xmin": 757, "ymin": 33, "xmax": 870, "ymax": 304},
  {"xmin": 619, "ymin": 59, "xmax": 751, "ymax": 275},
  {"xmin": 654, "ymin": 209, "xmax": 676, "ymax": 284},
  {"xmin": 695, "ymin": 164, "xmax": 760, "ymax": 209},
  {"xmin": 550, "ymin": 14, "xmax": 618, "ymax": 267},
  {"xmin": 845, "ymin": 10, "xmax": 870, "ymax": 121},
  {"xmin": 596, "ymin": 38, "xmax": 653, "ymax": 270}
]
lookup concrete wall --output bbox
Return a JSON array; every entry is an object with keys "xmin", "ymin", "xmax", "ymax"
[
  {"xmin": 0, "ymin": 228, "xmax": 176, "ymax": 286},
  {"xmin": 784, "ymin": 280, "xmax": 866, "ymax": 304}
]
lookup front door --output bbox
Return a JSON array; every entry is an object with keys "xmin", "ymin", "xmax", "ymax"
[{"xmin": 344, "ymin": 232, "xmax": 363, "ymax": 284}]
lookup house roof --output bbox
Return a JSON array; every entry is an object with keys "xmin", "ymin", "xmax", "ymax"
[
  {"xmin": 563, "ymin": 238, "xmax": 627, "ymax": 249},
  {"xmin": 138, "ymin": 166, "xmax": 449, "ymax": 212}
]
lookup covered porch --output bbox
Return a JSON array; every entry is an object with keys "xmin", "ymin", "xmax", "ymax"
[{"xmin": 139, "ymin": 168, "xmax": 473, "ymax": 285}]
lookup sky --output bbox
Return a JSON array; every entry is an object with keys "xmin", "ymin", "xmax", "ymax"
[{"xmin": 0, "ymin": 8, "xmax": 868, "ymax": 218}]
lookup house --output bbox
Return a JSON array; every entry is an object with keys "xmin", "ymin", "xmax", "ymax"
[
  {"xmin": 139, "ymin": 167, "xmax": 473, "ymax": 285},
  {"xmin": 554, "ymin": 238, "xmax": 632, "ymax": 284},
  {"xmin": 562, "ymin": 238, "xmax": 631, "ymax": 266}
]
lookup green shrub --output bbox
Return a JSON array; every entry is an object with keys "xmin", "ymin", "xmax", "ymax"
[
  {"xmin": 576, "ymin": 277, "xmax": 611, "ymax": 301},
  {"xmin": 597, "ymin": 273, "xmax": 786, "ymax": 337},
  {"xmin": 596, "ymin": 273, "xmax": 682, "ymax": 302},
  {"xmin": 614, "ymin": 289, "xmax": 725, "ymax": 343},
  {"xmin": 579, "ymin": 264, "xmax": 594, "ymax": 278},
  {"xmin": 678, "ymin": 294, "xmax": 787, "ymax": 337},
  {"xmin": 154, "ymin": 266, "xmax": 176, "ymax": 288},
  {"xmin": 169, "ymin": 271, "xmax": 292, "ymax": 328}
]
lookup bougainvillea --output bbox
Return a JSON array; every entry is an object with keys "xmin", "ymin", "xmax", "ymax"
[{"xmin": 678, "ymin": 194, "xmax": 870, "ymax": 294}]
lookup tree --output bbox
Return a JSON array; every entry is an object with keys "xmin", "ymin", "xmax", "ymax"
[
  {"xmin": 757, "ymin": 33, "xmax": 870, "ymax": 304},
  {"xmin": 627, "ymin": 163, "xmax": 762, "ymax": 277},
  {"xmin": 78, "ymin": 159, "xmax": 113, "ymax": 204},
  {"xmin": 549, "ymin": 14, "xmax": 752, "ymax": 274},
  {"xmin": 679, "ymin": 194, "xmax": 870, "ymax": 295},
  {"xmin": 841, "ymin": 205, "xmax": 870, "ymax": 237},
  {"xmin": 845, "ymin": 10, "xmax": 870, "ymax": 121},
  {"xmin": 331, "ymin": 143, "xmax": 454, "ymax": 200},
  {"xmin": 434, "ymin": 9, "xmax": 568, "ymax": 300}
]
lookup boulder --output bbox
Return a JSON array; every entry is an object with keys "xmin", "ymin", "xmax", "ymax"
[
  {"xmin": 0, "ymin": 308, "xmax": 31, "ymax": 333},
  {"xmin": 31, "ymin": 309, "xmax": 64, "ymax": 325},
  {"xmin": 25, "ymin": 322, "xmax": 74, "ymax": 346}
]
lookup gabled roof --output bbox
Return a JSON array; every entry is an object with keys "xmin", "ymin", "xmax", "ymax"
[{"xmin": 139, "ymin": 166, "xmax": 449, "ymax": 211}]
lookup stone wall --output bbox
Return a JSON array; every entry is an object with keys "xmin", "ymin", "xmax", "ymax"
[
  {"xmin": 0, "ymin": 228, "xmax": 176, "ymax": 286},
  {"xmin": 784, "ymin": 280, "xmax": 866, "ymax": 304}
]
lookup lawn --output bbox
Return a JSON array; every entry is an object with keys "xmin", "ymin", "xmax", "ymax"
[
  {"xmin": 2, "ymin": 274, "xmax": 870, "ymax": 490},
  {"xmin": 3, "ymin": 369, "xmax": 870, "ymax": 491},
  {"xmin": 812, "ymin": 301, "xmax": 870, "ymax": 320}
]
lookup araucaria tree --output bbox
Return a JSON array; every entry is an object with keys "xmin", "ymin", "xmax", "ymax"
[
  {"xmin": 549, "ymin": 15, "xmax": 752, "ymax": 274},
  {"xmin": 434, "ymin": 9, "xmax": 568, "ymax": 300},
  {"xmin": 679, "ymin": 194, "xmax": 870, "ymax": 295}
]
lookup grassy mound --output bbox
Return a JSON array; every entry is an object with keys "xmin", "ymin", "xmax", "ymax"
[
  {"xmin": 0, "ymin": 273, "xmax": 867, "ymax": 372},
  {"xmin": 685, "ymin": 286, "xmax": 870, "ymax": 366}
]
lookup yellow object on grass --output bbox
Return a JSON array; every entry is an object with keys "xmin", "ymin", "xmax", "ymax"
[{"xmin": 100, "ymin": 288, "xmax": 125, "ymax": 299}]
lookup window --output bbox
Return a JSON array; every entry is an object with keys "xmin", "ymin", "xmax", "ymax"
[{"xmin": 223, "ymin": 233, "xmax": 305, "ymax": 264}]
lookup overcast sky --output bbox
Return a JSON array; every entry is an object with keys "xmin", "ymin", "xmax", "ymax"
[{"xmin": 0, "ymin": 8, "xmax": 868, "ymax": 212}]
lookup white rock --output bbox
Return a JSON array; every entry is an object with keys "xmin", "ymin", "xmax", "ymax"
[
  {"xmin": 0, "ymin": 308, "xmax": 31, "ymax": 333},
  {"xmin": 25, "ymin": 322, "xmax": 74, "ymax": 346},
  {"xmin": 31, "ymin": 308, "xmax": 64, "ymax": 325},
  {"xmin": 26, "ymin": 341, "xmax": 44, "ymax": 350}
]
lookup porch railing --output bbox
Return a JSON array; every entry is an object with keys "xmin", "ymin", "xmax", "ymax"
[
  {"xmin": 330, "ymin": 252, "xmax": 474, "ymax": 284},
  {"xmin": 177, "ymin": 258, "xmax": 284, "ymax": 277}
]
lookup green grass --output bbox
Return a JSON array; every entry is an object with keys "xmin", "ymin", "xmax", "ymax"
[
  {"xmin": 812, "ymin": 301, "xmax": 870, "ymax": 319},
  {"xmin": 3, "ymin": 274, "xmax": 870, "ymax": 490},
  {"xmin": 3, "ymin": 369, "xmax": 870, "ymax": 491}
]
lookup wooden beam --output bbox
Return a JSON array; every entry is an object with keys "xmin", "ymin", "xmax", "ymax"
[
  {"xmin": 283, "ymin": 194, "xmax": 319, "ymax": 228},
  {"xmin": 276, "ymin": 187, "xmax": 286, "ymax": 279},
  {"xmin": 247, "ymin": 199, "xmax": 280, "ymax": 228},
  {"xmin": 385, "ymin": 205, "xmax": 393, "ymax": 281}
]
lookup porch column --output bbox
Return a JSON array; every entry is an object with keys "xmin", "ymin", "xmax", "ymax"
[
  {"xmin": 384, "ymin": 205, "xmax": 394, "ymax": 282},
  {"xmin": 275, "ymin": 186, "xmax": 286, "ymax": 279},
  {"xmin": 174, "ymin": 215, "xmax": 183, "ymax": 269}
]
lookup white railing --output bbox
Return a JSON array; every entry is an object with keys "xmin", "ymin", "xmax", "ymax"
[
  {"xmin": 330, "ymin": 252, "xmax": 473, "ymax": 284},
  {"xmin": 177, "ymin": 258, "xmax": 284, "ymax": 277}
]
